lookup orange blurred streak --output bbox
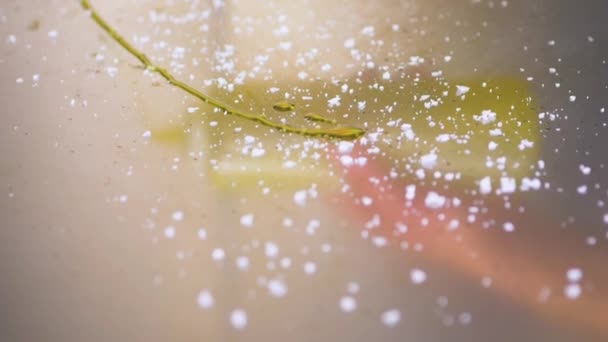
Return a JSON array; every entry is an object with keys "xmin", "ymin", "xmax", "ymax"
[{"xmin": 331, "ymin": 145, "xmax": 608, "ymax": 337}]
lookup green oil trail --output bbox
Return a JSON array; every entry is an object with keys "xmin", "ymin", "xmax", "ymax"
[{"xmin": 80, "ymin": 0, "xmax": 365, "ymax": 140}]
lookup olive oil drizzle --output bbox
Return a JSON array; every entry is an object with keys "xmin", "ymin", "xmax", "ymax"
[{"xmin": 80, "ymin": 0, "xmax": 365, "ymax": 140}]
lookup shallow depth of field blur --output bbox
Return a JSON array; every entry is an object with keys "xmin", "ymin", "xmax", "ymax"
[{"xmin": 1, "ymin": 0, "xmax": 608, "ymax": 341}]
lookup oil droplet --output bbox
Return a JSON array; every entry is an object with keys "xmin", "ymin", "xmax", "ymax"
[{"xmin": 272, "ymin": 101, "xmax": 295, "ymax": 112}]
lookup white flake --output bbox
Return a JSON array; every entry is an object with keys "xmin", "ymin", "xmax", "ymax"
[
  {"xmin": 381, "ymin": 309, "xmax": 401, "ymax": 327},
  {"xmin": 229, "ymin": 309, "xmax": 248, "ymax": 329},
  {"xmin": 339, "ymin": 296, "xmax": 357, "ymax": 313},
  {"xmin": 197, "ymin": 289, "xmax": 214, "ymax": 309}
]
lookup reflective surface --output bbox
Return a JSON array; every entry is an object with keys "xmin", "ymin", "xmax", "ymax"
[{"xmin": 1, "ymin": 0, "xmax": 607, "ymax": 341}]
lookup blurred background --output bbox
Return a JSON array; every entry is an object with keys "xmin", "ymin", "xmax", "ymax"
[{"xmin": 1, "ymin": 0, "xmax": 607, "ymax": 341}]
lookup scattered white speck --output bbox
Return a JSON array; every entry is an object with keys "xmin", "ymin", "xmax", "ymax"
[
  {"xmin": 236, "ymin": 256, "xmax": 249, "ymax": 270},
  {"xmin": 304, "ymin": 261, "xmax": 317, "ymax": 275},
  {"xmin": 211, "ymin": 248, "xmax": 225, "ymax": 261},
  {"xmin": 240, "ymin": 214, "xmax": 254, "ymax": 227},
  {"xmin": 230, "ymin": 309, "xmax": 248, "ymax": 329},
  {"xmin": 479, "ymin": 176, "xmax": 492, "ymax": 195},
  {"xmin": 518, "ymin": 139, "xmax": 534, "ymax": 151},
  {"xmin": 577, "ymin": 185, "xmax": 588, "ymax": 195},
  {"xmin": 424, "ymin": 192, "xmax": 446, "ymax": 209},
  {"xmin": 567, "ymin": 268, "xmax": 583, "ymax": 282},
  {"xmin": 569, "ymin": 95, "xmax": 576, "ymax": 102},
  {"xmin": 251, "ymin": 147, "xmax": 265, "ymax": 158},
  {"xmin": 328, "ymin": 95, "xmax": 341, "ymax": 107},
  {"xmin": 456, "ymin": 85, "xmax": 470, "ymax": 96},
  {"xmin": 458, "ymin": 312, "xmax": 473, "ymax": 325},
  {"xmin": 579, "ymin": 165, "xmax": 591, "ymax": 175},
  {"xmin": 361, "ymin": 196, "xmax": 373, "ymax": 206},
  {"xmin": 267, "ymin": 279, "xmax": 288, "ymax": 298},
  {"xmin": 420, "ymin": 152, "xmax": 438, "ymax": 169},
  {"xmin": 564, "ymin": 283, "xmax": 581, "ymax": 300},
  {"xmin": 197, "ymin": 228, "xmax": 207, "ymax": 240},
  {"xmin": 410, "ymin": 268, "xmax": 427, "ymax": 284},
  {"xmin": 339, "ymin": 296, "xmax": 357, "ymax": 313},
  {"xmin": 344, "ymin": 38, "xmax": 355, "ymax": 49},
  {"xmin": 264, "ymin": 241, "xmax": 279, "ymax": 258},
  {"xmin": 361, "ymin": 25, "xmax": 375, "ymax": 37},
  {"xmin": 372, "ymin": 236, "xmax": 388, "ymax": 247},
  {"xmin": 172, "ymin": 211, "xmax": 184, "ymax": 221},
  {"xmin": 473, "ymin": 110, "xmax": 497, "ymax": 125},
  {"xmin": 603, "ymin": 213, "xmax": 608, "ymax": 225},
  {"xmin": 405, "ymin": 184, "xmax": 416, "ymax": 201},
  {"xmin": 197, "ymin": 289, "xmax": 214, "ymax": 309},
  {"xmin": 381, "ymin": 309, "xmax": 401, "ymax": 327},
  {"xmin": 357, "ymin": 101, "xmax": 366, "ymax": 112},
  {"xmin": 500, "ymin": 177, "xmax": 517, "ymax": 193},
  {"xmin": 340, "ymin": 155, "xmax": 354, "ymax": 167},
  {"xmin": 164, "ymin": 226, "xmax": 176, "ymax": 239},
  {"xmin": 338, "ymin": 141, "xmax": 354, "ymax": 154},
  {"xmin": 142, "ymin": 130, "xmax": 152, "ymax": 138},
  {"xmin": 503, "ymin": 222, "xmax": 515, "ymax": 232},
  {"xmin": 47, "ymin": 30, "xmax": 58, "ymax": 38},
  {"xmin": 294, "ymin": 190, "xmax": 308, "ymax": 207}
]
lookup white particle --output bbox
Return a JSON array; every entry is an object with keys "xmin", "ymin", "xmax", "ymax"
[
  {"xmin": 361, "ymin": 25, "xmax": 375, "ymax": 37},
  {"xmin": 424, "ymin": 192, "xmax": 446, "ymax": 209},
  {"xmin": 372, "ymin": 236, "xmax": 388, "ymax": 247},
  {"xmin": 579, "ymin": 165, "xmax": 591, "ymax": 175},
  {"xmin": 229, "ymin": 309, "xmax": 248, "ymax": 329},
  {"xmin": 251, "ymin": 147, "xmax": 265, "ymax": 158},
  {"xmin": 503, "ymin": 222, "xmax": 515, "ymax": 232},
  {"xmin": 164, "ymin": 226, "xmax": 176, "ymax": 239},
  {"xmin": 142, "ymin": 130, "xmax": 152, "ymax": 138},
  {"xmin": 211, "ymin": 248, "xmax": 225, "ymax": 261},
  {"xmin": 267, "ymin": 279, "xmax": 288, "ymax": 297},
  {"xmin": 339, "ymin": 296, "xmax": 357, "ymax": 313},
  {"xmin": 410, "ymin": 268, "xmax": 427, "ymax": 284},
  {"xmin": 566, "ymin": 268, "xmax": 583, "ymax": 282},
  {"xmin": 264, "ymin": 241, "xmax": 279, "ymax": 258},
  {"xmin": 357, "ymin": 101, "xmax": 366, "ymax": 112},
  {"xmin": 361, "ymin": 196, "xmax": 373, "ymax": 206},
  {"xmin": 343, "ymin": 38, "xmax": 355, "ymax": 49},
  {"xmin": 294, "ymin": 190, "xmax": 308, "ymax": 207},
  {"xmin": 456, "ymin": 85, "xmax": 470, "ymax": 96},
  {"xmin": 564, "ymin": 283, "xmax": 581, "ymax": 300},
  {"xmin": 172, "ymin": 211, "xmax": 184, "ymax": 221},
  {"xmin": 280, "ymin": 257, "xmax": 292, "ymax": 269},
  {"xmin": 347, "ymin": 282, "xmax": 360, "ymax": 294},
  {"xmin": 479, "ymin": 176, "xmax": 492, "ymax": 195},
  {"xmin": 340, "ymin": 155, "xmax": 354, "ymax": 167},
  {"xmin": 197, "ymin": 289, "xmax": 214, "ymax": 309},
  {"xmin": 47, "ymin": 30, "xmax": 58, "ymax": 38},
  {"xmin": 405, "ymin": 184, "xmax": 416, "ymax": 201},
  {"xmin": 240, "ymin": 213, "xmax": 254, "ymax": 227},
  {"xmin": 420, "ymin": 152, "xmax": 438, "ymax": 169},
  {"xmin": 197, "ymin": 228, "xmax": 207, "ymax": 240},
  {"xmin": 338, "ymin": 141, "xmax": 354, "ymax": 154},
  {"xmin": 569, "ymin": 95, "xmax": 576, "ymax": 102},
  {"xmin": 303, "ymin": 261, "xmax": 317, "ymax": 275},
  {"xmin": 473, "ymin": 110, "xmax": 497, "ymax": 125},
  {"xmin": 603, "ymin": 213, "xmax": 608, "ymax": 224},
  {"xmin": 500, "ymin": 177, "xmax": 516, "ymax": 193},
  {"xmin": 328, "ymin": 95, "xmax": 341, "ymax": 107},
  {"xmin": 518, "ymin": 139, "xmax": 534, "ymax": 151},
  {"xmin": 381, "ymin": 309, "xmax": 401, "ymax": 327},
  {"xmin": 577, "ymin": 185, "xmax": 587, "ymax": 195},
  {"xmin": 458, "ymin": 312, "xmax": 473, "ymax": 325},
  {"xmin": 236, "ymin": 256, "xmax": 249, "ymax": 270}
]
